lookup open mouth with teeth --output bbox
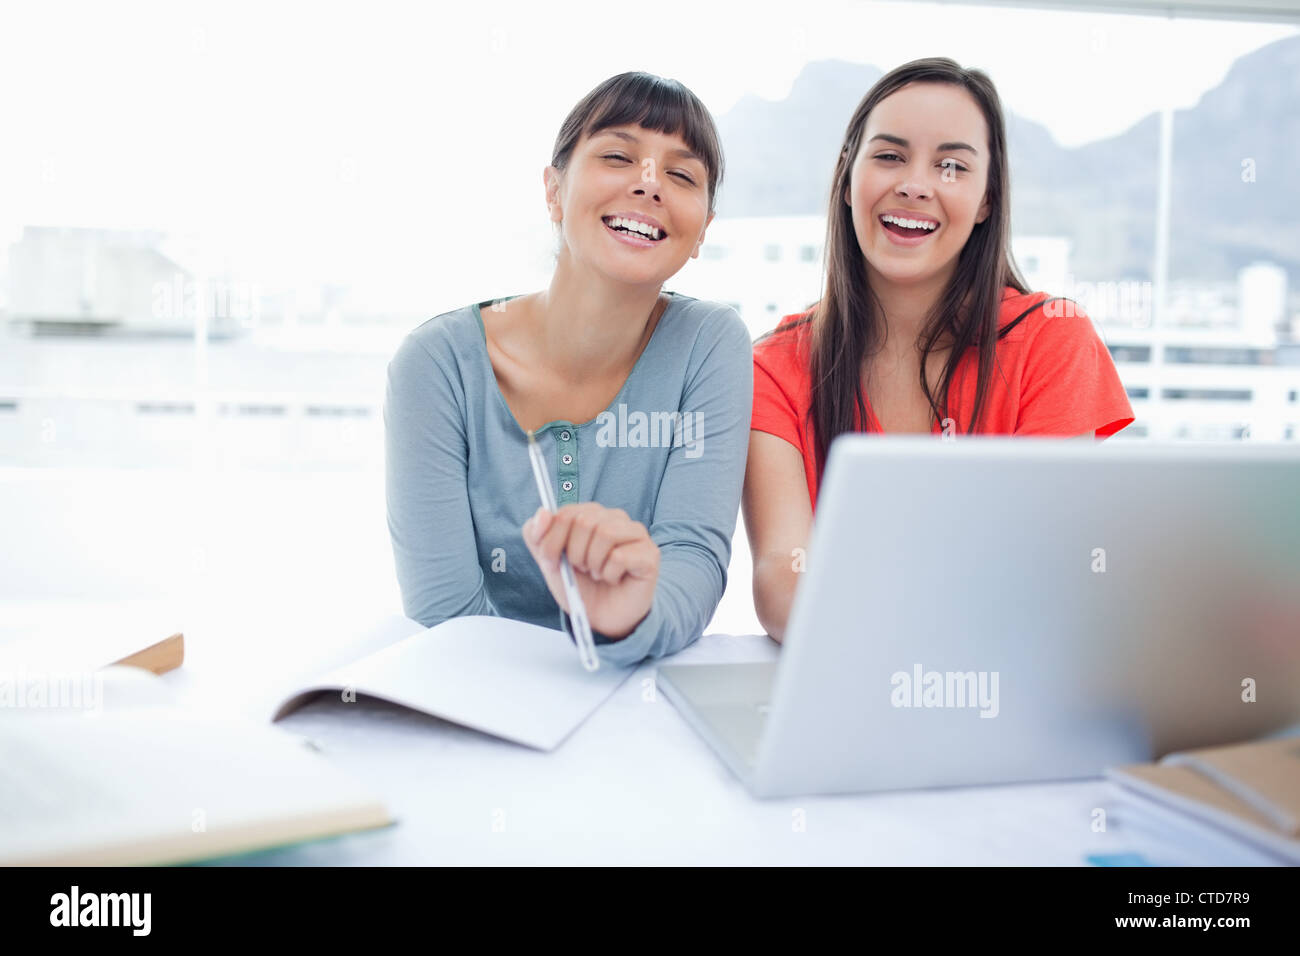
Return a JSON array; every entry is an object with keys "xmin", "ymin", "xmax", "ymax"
[
  {"xmin": 879, "ymin": 214, "xmax": 939, "ymax": 239},
  {"xmin": 602, "ymin": 216, "xmax": 667, "ymax": 242}
]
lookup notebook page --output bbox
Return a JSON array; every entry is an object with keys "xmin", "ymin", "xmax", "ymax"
[{"xmin": 273, "ymin": 615, "xmax": 635, "ymax": 750}]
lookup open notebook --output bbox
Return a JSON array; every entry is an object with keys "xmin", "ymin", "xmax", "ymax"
[
  {"xmin": 267, "ymin": 614, "xmax": 635, "ymax": 751},
  {"xmin": 0, "ymin": 666, "xmax": 393, "ymax": 866}
]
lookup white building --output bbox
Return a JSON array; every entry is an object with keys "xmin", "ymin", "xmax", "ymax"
[
  {"xmin": 6, "ymin": 227, "xmax": 246, "ymax": 338},
  {"xmin": 674, "ymin": 215, "xmax": 827, "ymax": 338}
]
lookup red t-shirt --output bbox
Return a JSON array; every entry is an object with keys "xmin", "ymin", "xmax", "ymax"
[{"xmin": 751, "ymin": 287, "xmax": 1136, "ymax": 509}]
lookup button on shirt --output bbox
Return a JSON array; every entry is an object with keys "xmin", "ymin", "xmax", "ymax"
[{"xmin": 384, "ymin": 291, "xmax": 753, "ymax": 668}]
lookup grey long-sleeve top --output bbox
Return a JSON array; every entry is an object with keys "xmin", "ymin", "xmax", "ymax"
[{"xmin": 383, "ymin": 291, "xmax": 753, "ymax": 668}]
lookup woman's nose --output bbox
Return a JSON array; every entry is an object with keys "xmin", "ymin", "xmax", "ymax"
[
  {"xmin": 632, "ymin": 182, "xmax": 662, "ymax": 202},
  {"xmin": 633, "ymin": 160, "xmax": 662, "ymax": 201}
]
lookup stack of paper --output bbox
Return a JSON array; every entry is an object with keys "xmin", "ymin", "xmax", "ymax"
[{"xmin": 1106, "ymin": 734, "xmax": 1300, "ymax": 864}]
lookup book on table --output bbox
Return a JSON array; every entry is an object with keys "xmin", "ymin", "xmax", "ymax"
[{"xmin": 0, "ymin": 612, "xmax": 631, "ymax": 865}]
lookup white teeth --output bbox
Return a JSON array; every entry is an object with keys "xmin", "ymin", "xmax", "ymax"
[
  {"xmin": 606, "ymin": 216, "xmax": 662, "ymax": 240},
  {"xmin": 881, "ymin": 214, "xmax": 938, "ymax": 231}
]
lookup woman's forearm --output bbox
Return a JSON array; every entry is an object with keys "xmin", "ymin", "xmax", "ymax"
[{"xmin": 753, "ymin": 552, "xmax": 803, "ymax": 643}]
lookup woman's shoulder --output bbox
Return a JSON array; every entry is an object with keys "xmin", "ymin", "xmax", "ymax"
[
  {"xmin": 752, "ymin": 304, "xmax": 816, "ymax": 366},
  {"xmin": 385, "ymin": 301, "xmax": 490, "ymax": 402},
  {"xmin": 654, "ymin": 293, "xmax": 753, "ymax": 374},
  {"xmin": 390, "ymin": 300, "xmax": 499, "ymax": 382},
  {"xmin": 996, "ymin": 287, "xmax": 1095, "ymax": 343},
  {"xmin": 663, "ymin": 292, "xmax": 749, "ymax": 340},
  {"xmin": 400, "ymin": 301, "xmax": 486, "ymax": 357}
]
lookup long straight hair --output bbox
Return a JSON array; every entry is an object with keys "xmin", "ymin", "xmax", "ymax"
[{"xmin": 762, "ymin": 58, "xmax": 1031, "ymax": 492}]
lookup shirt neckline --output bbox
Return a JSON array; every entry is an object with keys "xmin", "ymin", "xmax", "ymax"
[
  {"xmin": 814, "ymin": 286, "xmax": 1027, "ymax": 435},
  {"xmin": 470, "ymin": 291, "xmax": 683, "ymax": 436},
  {"xmin": 860, "ymin": 397, "xmax": 944, "ymax": 435}
]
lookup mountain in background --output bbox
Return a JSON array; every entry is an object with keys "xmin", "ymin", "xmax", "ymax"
[{"xmin": 715, "ymin": 37, "xmax": 1300, "ymax": 286}]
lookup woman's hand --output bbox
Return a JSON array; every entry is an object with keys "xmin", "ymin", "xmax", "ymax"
[{"xmin": 522, "ymin": 503, "xmax": 659, "ymax": 639}]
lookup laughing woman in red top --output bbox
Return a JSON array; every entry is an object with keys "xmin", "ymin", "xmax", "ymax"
[{"xmin": 744, "ymin": 57, "xmax": 1135, "ymax": 641}]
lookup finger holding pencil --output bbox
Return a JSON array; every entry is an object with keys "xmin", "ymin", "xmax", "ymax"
[{"xmin": 521, "ymin": 433, "xmax": 659, "ymax": 655}]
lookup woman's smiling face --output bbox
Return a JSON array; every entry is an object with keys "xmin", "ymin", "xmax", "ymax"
[
  {"xmin": 845, "ymin": 82, "xmax": 991, "ymax": 290},
  {"xmin": 546, "ymin": 123, "xmax": 713, "ymax": 286}
]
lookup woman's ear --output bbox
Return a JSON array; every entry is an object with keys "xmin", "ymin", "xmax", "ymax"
[
  {"xmin": 975, "ymin": 191, "xmax": 991, "ymax": 225},
  {"xmin": 543, "ymin": 166, "xmax": 563, "ymax": 223},
  {"xmin": 690, "ymin": 210, "xmax": 716, "ymax": 260}
]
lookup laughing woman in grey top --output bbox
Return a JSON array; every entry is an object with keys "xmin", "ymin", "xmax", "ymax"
[{"xmin": 384, "ymin": 72, "xmax": 752, "ymax": 669}]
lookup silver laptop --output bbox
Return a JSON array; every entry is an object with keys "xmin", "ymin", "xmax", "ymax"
[{"xmin": 657, "ymin": 436, "xmax": 1300, "ymax": 799}]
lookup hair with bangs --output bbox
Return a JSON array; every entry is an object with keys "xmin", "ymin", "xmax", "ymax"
[
  {"xmin": 756, "ymin": 57, "xmax": 1032, "ymax": 499},
  {"xmin": 550, "ymin": 72, "xmax": 724, "ymax": 215}
]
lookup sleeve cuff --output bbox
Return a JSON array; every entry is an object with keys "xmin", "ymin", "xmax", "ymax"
[{"xmin": 560, "ymin": 599, "xmax": 662, "ymax": 669}]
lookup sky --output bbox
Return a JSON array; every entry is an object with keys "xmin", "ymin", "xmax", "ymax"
[{"xmin": 0, "ymin": 0, "xmax": 1294, "ymax": 310}]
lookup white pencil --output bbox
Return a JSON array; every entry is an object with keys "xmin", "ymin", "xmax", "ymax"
[{"xmin": 526, "ymin": 430, "xmax": 599, "ymax": 671}]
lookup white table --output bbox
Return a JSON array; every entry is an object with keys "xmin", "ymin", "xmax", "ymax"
[
  {"xmin": 0, "ymin": 469, "xmax": 1274, "ymax": 866},
  {"xmin": 162, "ymin": 621, "xmax": 1254, "ymax": 867}
]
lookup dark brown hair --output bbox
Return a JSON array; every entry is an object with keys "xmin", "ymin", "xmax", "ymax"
[
  {"xmin": 550, "ymin": 71, "xmax": 724, "ymax": 216},
  {"xmin": 759, "ymin": 57, "xmax": 1032, "ymax": 494}
]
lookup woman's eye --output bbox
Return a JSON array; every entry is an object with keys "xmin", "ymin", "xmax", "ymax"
[
  {"xmin": 602, "ymin": 153, "xmax": 695, "ymax": 184},
  {"xmin": 877, "ymin": 153, "xmax": 967, "ymax": 174}
]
